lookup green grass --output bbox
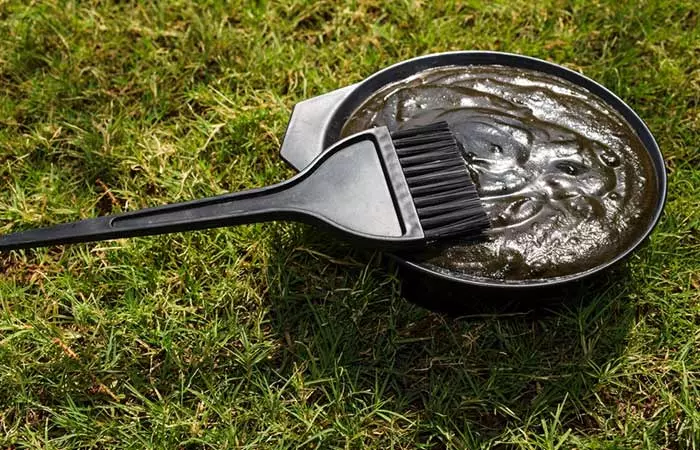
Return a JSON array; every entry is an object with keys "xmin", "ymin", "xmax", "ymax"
[{"xmin": 0, "ymin": 0, "xmax": 698, "ymax": 448}]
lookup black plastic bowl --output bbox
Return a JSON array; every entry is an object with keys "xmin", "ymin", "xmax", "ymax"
[{"xmin": 280, "ymin": 51, "xmax": 667, "ymax": 293}]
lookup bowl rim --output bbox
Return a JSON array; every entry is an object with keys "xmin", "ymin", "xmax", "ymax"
[{"xmin": 328, "ymin": 51, "xmax": 668, "ymax": 288}]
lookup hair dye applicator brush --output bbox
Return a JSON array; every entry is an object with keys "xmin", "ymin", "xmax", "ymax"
[{"xmin": 0, "ymin": 122, "xmax": 490, "ymax": 251}]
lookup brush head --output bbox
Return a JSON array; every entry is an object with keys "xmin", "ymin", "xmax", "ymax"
[{"xmin": 391, "ymin": 122, "xmax": 491, "ymax": 240}]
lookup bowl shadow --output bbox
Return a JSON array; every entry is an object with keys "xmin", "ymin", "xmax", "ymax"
[{"xmin": 264, "ymin": 226, "xmax": 637, "ymax": 441}]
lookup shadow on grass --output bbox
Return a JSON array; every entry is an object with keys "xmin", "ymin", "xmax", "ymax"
[{"xmin": 266, "ymin": 226, "xmax": 637, "ymax": 441}]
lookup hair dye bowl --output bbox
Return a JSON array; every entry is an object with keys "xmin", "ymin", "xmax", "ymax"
[{"xmin": 280, "ymin": 52, "xmax": 666, "ymax": 296}]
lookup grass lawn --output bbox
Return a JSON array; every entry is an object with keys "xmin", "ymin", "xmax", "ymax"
[{"xmin": 1, "ymin": 0, "xmax": 698, "ymax": 448}]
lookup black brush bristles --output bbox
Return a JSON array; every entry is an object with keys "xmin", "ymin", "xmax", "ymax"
[{"xmin": 391, "ymin": 122, "xmax": 491, "ymax": 240}]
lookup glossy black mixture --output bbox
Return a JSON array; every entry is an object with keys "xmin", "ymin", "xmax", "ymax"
[{"xmin": 342, "ymin": 65, "xmax": 658, "ymax": 281}]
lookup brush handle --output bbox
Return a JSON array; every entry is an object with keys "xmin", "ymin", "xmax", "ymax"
[
  {"xmin": 0, "ymin": 129, "xmax": 411, "ymax": 251},
  {"xmin": 0, "ymin": 180, "xmax": 305, "ymax": 251}
]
